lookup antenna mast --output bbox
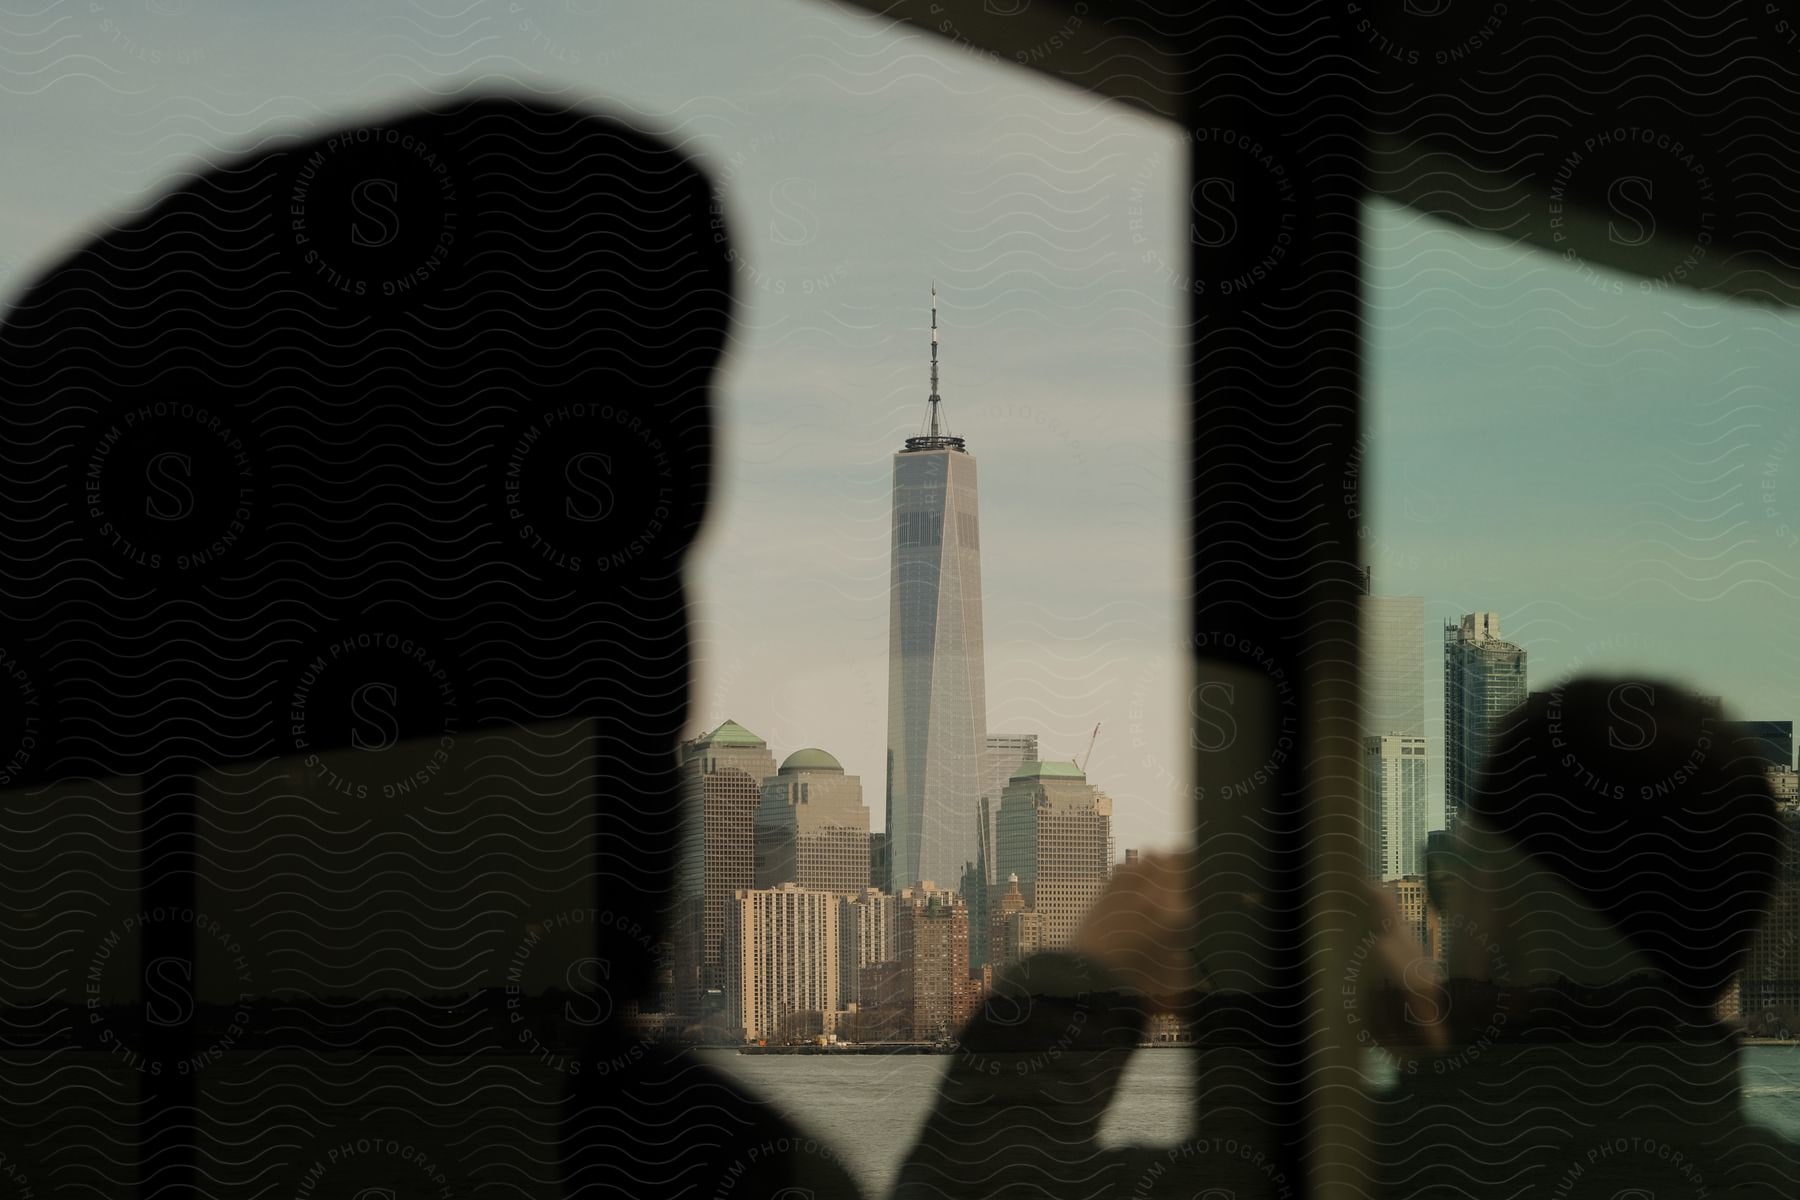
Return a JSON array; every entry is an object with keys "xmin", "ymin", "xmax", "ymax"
[
  {"xmin": 901, "ymin": 282, "xmax": 966, "ymax": 453},
  {"xmin": 928, "ymin": 282, "xmax": 941, "ymax": 437}
]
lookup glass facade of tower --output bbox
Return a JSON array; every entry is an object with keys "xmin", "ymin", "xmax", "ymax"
[
  {"xmin": 979, "ymin": 733, "xmax": 1038, "ymax": 884},
  {"xmin": 1443, "ymin": 613, "xmax": 1528, "ymax": 831},
  {"xmin": 887, "ymin": 446, "xmax": 988, "ymax": 893},
  {"xmin": 1358, "ymin": 593, "xmax": 1425, "ymax": 739}
]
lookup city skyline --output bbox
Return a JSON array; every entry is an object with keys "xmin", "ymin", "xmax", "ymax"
[{"xmin": 0, "ymin": 0, "xmax": 1793, "ymax": 859}]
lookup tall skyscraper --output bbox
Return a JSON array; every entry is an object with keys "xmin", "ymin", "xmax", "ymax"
[
  {"xmin": 1443, "ymin": 613, "xmax": 1527, "ymax": 831},
  {"xmin": 994, "ymin": 760, "xmax": 1113, "ymax": 948},
  {"xmin": 1365, "ymin": 734, "xmax": 1429, "ymax": 878},
  {"xmin": 1359, "ymin": 588, "xmax": 1426, "ymax": 738},
  {"xmin": 754, "ymin": 747, "xmax": 869, "ymax": 895},
  {"xmin": 678, "ymin": 719, "xmax": 778, "ymax": 1006},
  {"xmin": 887, "ymin": 288, "xmax": 989, "ymax": 893},
  {"xmin": 722, "ymin": 883, "xmax": 839, "ymax": 1043}
]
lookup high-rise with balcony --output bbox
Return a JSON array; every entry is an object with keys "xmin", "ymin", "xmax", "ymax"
[
  {"xmin": 896, "ymin": 884, "xmax": 974, "ymax": 1042},
  {"xmin": 887, "ymin": 288, "xmax": 988, "ymax": 893},
  {"xmin": 839, "ymin": 887, "xmax": 896, "ymax": 1005},
  {"xmin": 722, "ymin": 883, "xmax": 839, "ymax": 1043},
  {"xmin": 1365, "ymin": 734, "xmax": 1429, "ymax": 878},
  {"xmin": 1443, "ymin": 613, "xmax": 1527, "ymax": 831}
]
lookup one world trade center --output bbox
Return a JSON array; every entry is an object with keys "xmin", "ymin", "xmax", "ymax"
[{"xmin": 886, "ymin": 287, "xmax": 988, "ymax": 894}]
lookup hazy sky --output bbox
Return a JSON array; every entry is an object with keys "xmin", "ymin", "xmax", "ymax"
[{"xmin": 5, "ymin": 0, "xmax": 1795, "ymax": 852}]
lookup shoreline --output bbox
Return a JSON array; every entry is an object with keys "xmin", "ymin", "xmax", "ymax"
[{"xmin": 733, "ymin": 1042, "xmax": 1199, "ymax": 1055}]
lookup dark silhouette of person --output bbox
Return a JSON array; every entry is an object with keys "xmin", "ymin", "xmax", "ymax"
[
  {"xmin": 1370, "ymin": 680, "xmax": 1793, "ymax": 1198},
  {"xmin": 0, "ymin": 92, "xmax": 861, "ymax": 1200},
  {"xmin": 894, "ymin": 677, "xmax": 1794, "ymax": 1198}
]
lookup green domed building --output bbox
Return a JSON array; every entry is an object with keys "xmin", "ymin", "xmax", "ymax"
[{"xmin": 755, "ymin": 745, "xmax": 869, "ymax": 897}]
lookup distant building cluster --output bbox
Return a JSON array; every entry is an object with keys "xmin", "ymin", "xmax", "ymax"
[
  {"xmin": 654, "ymin": 298, "xmax": 1800, "ymax": 1044},
  {"xmin": 668, "ymin": 720, "xmax": 1116, "ymax": 1044},
  {"xmin": 1358, "ymin": 576, "xmax": 1798, "ymax": 1026},
  {"xmin": 657, "ymin": 296, "xmax": 1127, "ymax": 1045}
]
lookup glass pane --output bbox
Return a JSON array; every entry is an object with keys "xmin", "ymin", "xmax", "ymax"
[
  {"xmin": 675, "ymin": 9, "xmax": 1193, "ymax": 1197},
  {"xmin": 0, "ymin": 4, "xmax": 1189, "ymax": 1198},
  {"xmin": 1360, "ymin": 193, "xmax": 1800, "ymax": 1196}
]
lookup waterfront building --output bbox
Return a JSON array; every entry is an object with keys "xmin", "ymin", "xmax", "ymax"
[
  {"xmin": 754, "ymin": 747, "xmax": 869, "ymax": 895},
  {"xmin": 678, "ymin": 719, "xmax": 778, "ymax": 1008},
  {"xmin": 722, "ymin": 883, "xmax": 839, "ymax": 1043},
  {"xmin": 907, "ymin": 888, "xmax": 974, "ymax": 1041},
  {"xmin": 839, "ymin": 887, "xmax": 896, "ymax": 1005},
  {"xmin": 994, "ymin": 760, "xmax": 1112, "ymax": 948},
  {"xmin": 853, "ymin": 960, "xmax": 910, "ymax": 1043},
  {"xmin": 887, "ymin": 288, "xmax": 989, "ymax": 893}
]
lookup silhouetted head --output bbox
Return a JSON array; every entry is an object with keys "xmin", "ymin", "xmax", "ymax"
[
  {"xmin": 0, "ymin": 91, "xmax": 733, "ymax": 1000},
  {"xmin": 1463, "ymin": 677, "xmax": 1782, "ymax": 1005}
]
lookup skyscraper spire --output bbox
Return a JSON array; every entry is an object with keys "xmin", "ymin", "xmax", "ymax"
[
  {"xmin": 928, "ymin": 282, "xmax": 941, "ymax": 437},
  {"xmin": 903, "ymin": 283, "xmax": 966, "ymax": 453}
]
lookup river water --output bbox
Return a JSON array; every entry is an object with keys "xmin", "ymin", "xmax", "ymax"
[{"xmin": 703, "ymin": 1044, "xmax": 1800, "ymax": 1197}]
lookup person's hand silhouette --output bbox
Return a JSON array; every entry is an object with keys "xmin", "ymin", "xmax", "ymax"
[
  {"xmin": 1072, "ymin": 850, "xmax": 1448, "ymax": 1056},
  {"xmin": 1072, "ymin": 850, "xmax": 1199, "ymax": 1010}
]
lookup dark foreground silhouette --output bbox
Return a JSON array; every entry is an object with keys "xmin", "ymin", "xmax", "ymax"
[
  {"xmin": 0, "ymin": 92, "xmax": 857, "ymax": 1199},
  {"xmin": 896, "ymin": 679, "xmax": 1797, "ymax": 1199}
]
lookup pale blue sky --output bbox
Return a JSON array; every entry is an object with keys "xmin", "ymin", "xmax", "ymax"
[{"xmin": 4, "ymin": 0, "xmax": 1794, "ymax": 848}]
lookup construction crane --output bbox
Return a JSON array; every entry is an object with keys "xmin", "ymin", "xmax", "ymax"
[{"xmin": 1076, "ymin": 722, "xmax": 1101, "ymax": 773}]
